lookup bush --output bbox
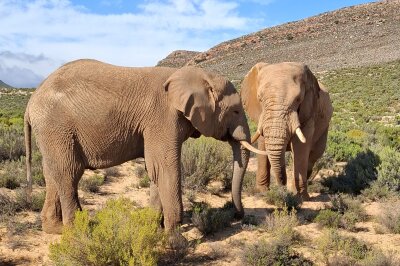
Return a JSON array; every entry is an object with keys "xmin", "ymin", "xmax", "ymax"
[
  {"xmin": 316, "ymin": 229, "xmax": 397, "ymax": 265},
  {"xmin": 242, "ymin": 236, "xmax": 312, "ymax": 266},
  {"xmin": 262, "ymin": 207, "xmax": 300, "ymax": 242},
  {"xmin": 49, "ymin": 198, "xmax": 166, "ymax": 266},
  {"xmin": 377, "ymin": 200, "xmax": 400, "ymax": 234},
  {"xmin": 0, "ymin": 124, "xmax": 25, "ymax": 161},
  {"xmin": 315, "ymin": 194, "xmax": 367, "ymax": 231},
  {"xmin": 242, "ymin": 171, "xmax": 257, "ymax": 194},
  {"xmin": 15, "ymin": 189, "xmax": 46, "ymax": 212},
  {"xmin": 0, "ymin": 158, "xmax": 25, "ymax": 189},
  {"xmin": 376, "ymin": 146, "xmax": 400, "ymax": 191},
  {"xmin": 0, "ymin": 192, "xmax": 18, "ymax": 219},
  {"xmin": 323, "ymin": 150, "xmax": 379, "ymax": 194},
  {"xmin": 315, "ymin": 210, "xmax": 341, "ymax": 229},
  {"xmin": 264, "ymin": 185, "xmax": 302, "ymax": 210},
  {"xmin": 191, "ymin": 201, "xmax": 235, "ymax": 235},
  {"xmin": 326, "ymin": 130, "xmax": 365, "ymax": 162},
  {"xmin": 181, "ymin": 137, "xmax": 232, "ymax": 192},
  {"xmin": 79, "ymin": 174, "xmax": 105, "ymax": 193},
  {"xmin": 138, "ymin": 174, "xmax": 150, "ymax": 188}
]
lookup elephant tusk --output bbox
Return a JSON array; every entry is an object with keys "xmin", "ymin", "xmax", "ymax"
[
  {"xmin": 240, "ymin": 140, "xmax": 269, "ymax": 156},
  {"xmin": 296, "ymin": 127, "xmax": 306, "ymax": 143},
  {"xmin": 250, "ymin": 130, "xmax": 261, "ymax": 144}
]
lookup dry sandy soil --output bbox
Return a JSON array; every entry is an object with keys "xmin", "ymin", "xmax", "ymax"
[{"xmin": 1, "ymin": 158, "xmax": 400, "ymax": 265}]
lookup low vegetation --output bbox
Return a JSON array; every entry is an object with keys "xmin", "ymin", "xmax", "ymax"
[
  {"xmin": 191, "ymin": 201, "xmax": 235, "ymax": 235},
  {"xmin": 79, "ymin": 174, "xmax": 105, "ymax": 193},
  {"xmin": 49, "ymin": 198, "xmax": 166, "ymax": 266},
  {"xmin": 243, "ymin": 207, "xmax": 311, "ymax": 265},
  {"xmin": 315, "ymin": 194, "xmax": 367, "ymax": 231},
  {"xmin": 181, "ymin": 137, "xmax": 232, "ymax": 192},
  {"xmin": 263, "ymin": 185, "xmax": 302, "ymax": 210},
  {"xmin": 316, "ymin": 229, "xmax": 399, "ymax": 265}
]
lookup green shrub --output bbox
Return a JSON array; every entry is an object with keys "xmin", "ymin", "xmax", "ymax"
[
  {"xmin": 191, "ymin": 201, "xmax": 235, "ymax": 235},
  {"xmin": 15, "ymin": 189, "xmax": 46, "ymax": 212},
  {"xmin": 377, "ymin": 200, "xmax": 400, "ymax": 234},
  {"xmin": 138, "ymin": 174, "xmax": 150, "ymax": 188},
  {"xmin": 376, "ymin": 146, "xmax": 400, "ymax": 191},
  {"xmin": 181, "ymin": 137, "xmax": 232, "ymax": 192},
  {"xmin": 242, "ymin": 236, "xmax": 312, "ymax": 266},
  {"xmin": 262, "ymin": 207, "xmax": 300, "ymax": 242},
  {"xmin": 326, "ymin": 130, "xmax": 365, "ymax": 162},
  {"xmin": 104, "ymin": 167, "xmax": 120, "ymax": 177},
  {"xmin": 0, "ymin": 124, "xmax": 25, "ymax": 161},
  {"xmin": 315, "ymin": 228, "xmax": 397, "ymax": 265},
  {"xmin": 361, "ymin": 182, "xmax": 395, "ymax": 201},
  {"xmin": 315, "ymin": 210, "xmax": 341, "ymax": 228},
  {"xmin": 0, "ymin": 158, "xmax": 25, "ymax": 189},
  {"xmin": 264, "ymin": 185, "xmax": 301, "ymax": 210},
  {"xmin": 242, "ymin": 171, "xmax": 257, "ymax": 194},
  {"xmin": 49, "ymin": 198, "xmax": 166, "ymax": 266},
  {"xmin": 323, "ymin": 150, "xmax": 379, "ymax": 194},
  {"xmin": 0, "ymin": 192, "xmax": 18, "ymax": 219},
  {"xmin": 79, "ymin": 174, "xmax": 105, "ymax": 193},
  {"xmin": 315, "ymin": 194, "xmax": 366, "ymax": 231}
]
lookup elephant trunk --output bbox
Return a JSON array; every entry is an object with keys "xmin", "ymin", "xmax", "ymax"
[
  {"xmin": 229, "ymin": 140, "xmax": 249, "ymax": 218},
  {"xmin": 262, "ymin": 109, "xmax": 291, "ymax": 185},
  {"xmin": 228, "ymin": 116, "xmax": 250, "ymax": 218}
]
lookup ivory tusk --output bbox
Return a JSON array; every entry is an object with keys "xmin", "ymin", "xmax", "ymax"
[
  {"xmin": 296, "ymin": 127, "xmax": 306, "ymax": 143},
  {"xmin": 250, "ymin": 130, "xmax": 261, "ymax": 144},
  {"xmin": 240, "ymin": 140, "xmax": 269, "ymax": 156}
]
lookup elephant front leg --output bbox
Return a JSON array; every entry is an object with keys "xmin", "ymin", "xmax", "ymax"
[
  {"xmin": 291, "ymin": 125, "xmax": 314, "ymax": 201},
  {"xmin": 145, "ymin": 146, "xmax": 183, "ymax": 232},
  {"xmin": 256, "ymin": 136, "xmax": 271, "ymax": 192}
]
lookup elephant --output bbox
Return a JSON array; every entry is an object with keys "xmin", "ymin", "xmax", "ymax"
[
  {"xmin": 240, "ymin": 62, "xmax": 333, "ymax": 199},
  {"xmin": 24, "ymin": 59, "xmax": 266, "ymax": 234}
]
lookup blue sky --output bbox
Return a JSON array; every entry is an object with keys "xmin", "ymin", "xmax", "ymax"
[{"xmin": 0, "ymin": 0, "xmax": 376, "ymax": 87}]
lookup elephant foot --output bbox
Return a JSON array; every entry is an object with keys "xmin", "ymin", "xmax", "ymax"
[
  {"xmin": 41, "ymin": 216, "xmax": 63, "ymax": 234},
  {"xmin": 299, "ymin": 191, "xmax": 311, "ymax": 201},
  {"xmin": 255, "ymin": 184, "xmax": 268, "ymax": 193}
]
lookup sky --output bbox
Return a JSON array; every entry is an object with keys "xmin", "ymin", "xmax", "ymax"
[{"xmin": 0, "ymin": 0, "xmax": 377, "ymax": 88}]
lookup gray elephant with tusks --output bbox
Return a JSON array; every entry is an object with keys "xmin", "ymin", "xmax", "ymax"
[
  {"xmin": 240, "ymin": 62, "xmax": 333, "ymax": 200},
  {"xmin": 24, "ymin": 59, "xmax": 266, "ymax": 234}
]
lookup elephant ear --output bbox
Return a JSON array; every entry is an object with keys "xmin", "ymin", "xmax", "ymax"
[
  {"xmin": 240, "ymin": 62, "xmax": 267, "ymax": 122},
  {"xmin": 164, "ymin": 66, "xmax": 217, "ymax": 137},
  {"xmin": 298, "ymin": 65, "xmax": 321, "ymax": 123}
]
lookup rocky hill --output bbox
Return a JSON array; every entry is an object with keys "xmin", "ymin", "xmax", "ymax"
[
  {"xmin": 0, "ymin": 80, "xmax": 14, "ymax": 89},
  {"xmin": 157, "ymin": 50, "xmax": 201, "ymax": 68},
  {"xmin": 159, "ymin": 0, "xmax": 400, "ymax": 81}
]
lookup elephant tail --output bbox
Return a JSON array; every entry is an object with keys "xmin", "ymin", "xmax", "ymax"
[{"xmin": 24, "ymin": 112, "xmax": 32, "ymax": 202}]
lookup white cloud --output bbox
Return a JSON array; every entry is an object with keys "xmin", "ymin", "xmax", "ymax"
[{"xmin": 0, "ymin": 0, "xmax": 261, "ymax": 87}]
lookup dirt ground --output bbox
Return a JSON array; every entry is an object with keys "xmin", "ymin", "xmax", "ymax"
[{"xmin": 1, "ymin": 159, "xmax": 400, "ymax": 265}]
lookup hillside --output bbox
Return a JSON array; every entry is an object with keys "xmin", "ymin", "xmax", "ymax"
[
  {"xmin": 0, "ymin": 80, "xmax": 14, "ymax": 89},
  {"xmin": 159, "ymin": 0, "xmax": 400, "ymax": 81},
  {"xmin": 157, "ymin": 50, "xmax": 201, "ymax": 68}
]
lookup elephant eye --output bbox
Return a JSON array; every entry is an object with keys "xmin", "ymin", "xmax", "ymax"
[{"xmin": 233, "ymin": 110, "xmax": 239, "ymax": 114}]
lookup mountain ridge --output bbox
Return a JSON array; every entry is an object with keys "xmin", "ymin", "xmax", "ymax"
[
  {"xmin": 158, "ymin": 0, "xmax": 400, "ymax": 80},
  {"xmin": 0, "ymin": 80, "xmax": 14, "ymax": 89}
]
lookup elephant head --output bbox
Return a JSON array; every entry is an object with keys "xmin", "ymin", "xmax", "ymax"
[
  {"xmin": 164, "ymin": 66, "xmax": 265, "ymax": 217},
  {"xmin": 240, "ymin": 62, "xmax": 320, "ymax": 185}
]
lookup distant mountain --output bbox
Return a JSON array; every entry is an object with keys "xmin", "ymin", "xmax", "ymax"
[
  {"xmin": 159, "ymin": 0, "xmax": 400, "ymax": 81},
  {"xmin": 157, "ymin": 50, "xmax": 201, "ymax": 68},
  {"xmin": 0, "ymin": 80, "xmax": 14, "ymax": 89}
]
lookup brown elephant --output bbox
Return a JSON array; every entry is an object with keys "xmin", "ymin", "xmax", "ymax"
[
  {"xmin": 24, "ymin": 59, "xmax": 265, "ymax": 234},
  {"xmin": 240, "ymin": 62, "xmax": 333, "ymax": 199}
]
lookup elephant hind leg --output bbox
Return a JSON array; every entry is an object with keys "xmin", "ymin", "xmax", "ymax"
[
  {"xmin": 41, "ymin": 172, "xmax": 63, "ymax": 234},
  {"xmin": 39, "ymin": 136, "xmax": 85, "ymax": 233}
]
